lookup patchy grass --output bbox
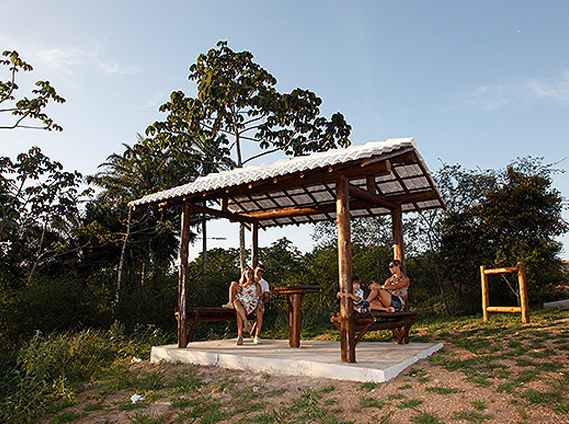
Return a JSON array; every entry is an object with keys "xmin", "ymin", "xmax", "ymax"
[{"xmin": 2, "ymin": 309, "xmax": 569, "ymax": 423}]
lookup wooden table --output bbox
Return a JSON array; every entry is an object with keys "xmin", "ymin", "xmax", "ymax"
[{"xmin": 272, "ymin": 285, "xmax": 320, "ymax": 347}]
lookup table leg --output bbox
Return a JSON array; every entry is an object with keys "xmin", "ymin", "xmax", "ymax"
[{"xmin": 287, "ymin": 293, "xmax": 304, "ymax": 347}]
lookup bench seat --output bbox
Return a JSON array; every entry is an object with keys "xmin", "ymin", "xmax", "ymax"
[
  {"xmin": 330, "ymin": 310, "xmax": 417, "ymax": 345},
  {"xmin": 177, "ymin": 307, "xmax": 256, "ymax": 341}
]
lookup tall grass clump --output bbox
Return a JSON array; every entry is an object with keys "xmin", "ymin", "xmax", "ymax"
[{"xmin": 0, "ymin": 323, "xmax": 171, "ymax": 424}]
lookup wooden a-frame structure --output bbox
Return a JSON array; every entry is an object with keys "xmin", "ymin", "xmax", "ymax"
[{"xmin": 129, "ymin": 138, "xmax": 445, "ymax": 363}]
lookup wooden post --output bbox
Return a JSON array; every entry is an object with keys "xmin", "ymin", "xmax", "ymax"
[
  {"xmin": 251, "ymin": 222, "xmax": 259, "ymax": 268},
  {"xmin": 287, "ymin": 293, "xmax": 304, "ymax": 348},
  {"xmin": 178, "ymin": 202, "xmax": 191, "ymax": 348},
  {"xmin": 336, "ymin": 175, "xmax": 355, "ymax": 363},
  {"xmin": 518, "ymin": 262, "xmax": 530, "ymax": 324},
  {"xmin": 480, "ymin": 265, "xmax": 489, "ymax": 322},
  {"xmin": 391, "ymin": 205, "xmax": 406, "ymax": 273}
]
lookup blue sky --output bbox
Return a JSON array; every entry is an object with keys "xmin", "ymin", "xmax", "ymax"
[{"xmin": 1, "ymin": 1, "xmax": 569, "ymax": 260}]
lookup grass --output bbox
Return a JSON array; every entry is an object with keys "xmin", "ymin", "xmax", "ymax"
[{"xmin": 2, "ymin": 309, "xmax": 569, "ymax": 423}]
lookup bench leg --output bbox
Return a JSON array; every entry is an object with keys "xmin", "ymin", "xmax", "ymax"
[{"xmin": 391, "ymin": 317, "xmax": 417, "ymax": 344}]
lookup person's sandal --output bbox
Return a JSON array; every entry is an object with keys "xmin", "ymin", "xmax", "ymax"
[
  {"xmin": 243, "ymin": 320, "xmax": 252, "ymax": 334},
  {"xmin": 236, "ymin": 336, "xmax": 243, "ymax": 345}
]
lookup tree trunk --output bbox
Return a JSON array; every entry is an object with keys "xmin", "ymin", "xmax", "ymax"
[{"xmin": 115, "ymin": 207, "xmax": 132, "ymax": 315}]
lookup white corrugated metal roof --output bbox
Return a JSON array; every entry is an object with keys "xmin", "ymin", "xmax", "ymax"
[{"xmin": 129, "ymin": 137, "xmax": 445, "ymax": 228}]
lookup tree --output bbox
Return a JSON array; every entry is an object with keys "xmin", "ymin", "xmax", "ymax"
[
  {"xmin": 0, "ymin": 147, "xmax": 86, "ymax": 284},
  {"xmin": 0, "ymin": 50, "xmax": 65, "ymax": 132},
  {"xmin": 434, "ymin": 158, "xmax": 568, "ymax": 313},
  {"xmin": 147, "ymin": 40, "xmax": 352, "ymax": 269}
]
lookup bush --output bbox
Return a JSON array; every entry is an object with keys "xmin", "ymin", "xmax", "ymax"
[{"xmin": 0, "ymin": 324, "xmax": 171, "ymax": 424}]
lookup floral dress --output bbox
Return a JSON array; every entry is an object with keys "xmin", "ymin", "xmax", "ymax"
[
  {"xmin": 386, "ymin": 274, "xmax": 409, "ymax": 310},
  {"xmin": 236, "ymin": 284, "xmax": 260, "ymax": 315}
]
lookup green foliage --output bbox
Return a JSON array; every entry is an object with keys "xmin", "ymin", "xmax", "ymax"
[
  {"xmin": 431, "ymin": 158, "xmax": 568, "ymax": 314},
  {"xmin": 0, "ymin": 325, "xmax": 169, "ymax": 424},
  {"xmin": 0, "ymin": 147, "xmax": 88, "ymax": 284},
  {"xmin": 149, "ymin": 40, "xmax": 351, "ymax": 168},
  {"xmin": 1, "ymin": 50, "xmax": 65, "ymax": 131}
]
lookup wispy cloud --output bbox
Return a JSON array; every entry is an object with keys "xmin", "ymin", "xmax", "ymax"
[
  {"xmin": 464, "ymin": 71, "xmax": 569, "ymax": 111},
  {"xmin": 0, "ymin": 34, "xmax": 138, "ymax": 77},
  {"xmin": 36, "ymin": 43, "xmax": 139, "ymax": 76}
]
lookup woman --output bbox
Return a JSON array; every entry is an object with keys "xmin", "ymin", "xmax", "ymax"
[
  {"xmin": 364, "ymin": 260, "xmax": 409, "ymax": 312},
  {"xmin": 233, "ymin": 266, "xmax": 263, "ymax": 345}
]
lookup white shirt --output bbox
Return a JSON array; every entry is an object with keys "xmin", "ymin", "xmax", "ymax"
[{"xmin": 258, "ymin": 277, "xmax": 270, "ymax": 294}]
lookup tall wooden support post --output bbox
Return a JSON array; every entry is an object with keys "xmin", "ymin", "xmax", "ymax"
[
  {"xmin": 177, "ymin": 203, "xmax": 192, "ymax": 348},
  {"xmin": 336, "ymin": 175, "xmax": 355, "ymax": 363},
  {"xmin": 391, "ymin": 205, "xmax": 405, "ymax": 273},
  {"xmin": 518, "ymin": 262, "xmax": 529, "ymax": 324},
  {"xmin": 251, "ymin": 222, "xmax": 259, "ymax": 268},
  {"xmin": 480, "ymin": 265, "xmax": 489, "ymax": 322}
]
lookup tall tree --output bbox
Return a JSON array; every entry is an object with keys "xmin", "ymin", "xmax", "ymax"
[
  {"xmin": 0, "ymin": 50, "xmax": 65, "ymax": 132},
  {"xmin": 0, "ymin": 147, "xmax": 86, "ymax": 284},
  {"xmin": 84, "ymin": 133, "xmax": 231, "ymax": 311},
  {"xmin": 147, "ymin": 40, "xmax": 352, "ymax": 268}
]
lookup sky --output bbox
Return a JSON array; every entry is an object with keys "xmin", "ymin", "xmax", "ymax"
[{"xmin": 1, "ymin": 0, "xmax": 569, "ymax": 261}]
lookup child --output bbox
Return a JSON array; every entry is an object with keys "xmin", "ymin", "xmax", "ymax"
[{"xmin": 336, "ymin": 275, "xmax": 370, "ymax": 313}]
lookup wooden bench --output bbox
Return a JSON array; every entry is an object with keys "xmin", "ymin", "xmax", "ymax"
[
  {"xmin": 330, "ymin": 310, "xmax": 418, "ymax": 345},
  {"xmin": 177, "ymin": 307, "xmax": 257, "ymax": 341}
]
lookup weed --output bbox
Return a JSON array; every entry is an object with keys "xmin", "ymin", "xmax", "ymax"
[
  {"xmin": 471, "ymin": 400, "xmax": 486, "ymax": 410},
  {"xmin": 265, "ymin": 388, "xmax": 287, "ymax": 397},
  {"xmin": 360, "ymin": 381, "xmax": 380, "ymax": 392},
  {"xmin": 48, "ymin": 410, "xmax": 87, "ymax": 423},
  {"xmin": 388, "ymin": 393, "xmax": 406, "ymax": 401},
  {"xmin": 83, "ymin": 401, "xmax": 104, "ymax": 412},
  {"xmin": 136, "ymin": 369, "xmax": 165, "ymax": 392},
  {"xmin": 516, "ymin": 369, "xmax": 539, "ymax": 383},
  {"xmin": 523, "ymin": 389, "xmax": 563, "ymax": 405},
  {"xmin": 409, "ymin": 411, "xmax": 443, "ymax": 423},
  {"xmin": 168, "ymin": 368, "xmax": 203, "ymax": 394},
  {"xmin": 397, "ymin": 398, "xmax": 423, "ymax": 409},
  {"xmin": 321, "ymin": 384, "xmax": 336, "ymax": 394},
  {"xmin": 527, "ymin": 348, "xmax": 557, "ymax": 358},
  {"xmin": 359, "ymin": 397, "xmax": 385, "ymax": 409},
  {"xmin": 425, "ymin": 386, "xmax": 462, "ymax": 394},
  {"xmin": 128, "ymin": 411, "xmax": 172, "ymax": 424},
  {"xmin": 496, "ymin": 381, "xmax": 515, "ymax": 394},
  {"xmin": 398, "ymin": 384, "xmax": 413, "ymax": 390},
  {"xmin": 247, "ymin": 407, "xmax": 294, "ymax": 424},
  {"xmin": 552, "ymin": 402, "xmax": 569, "ymax": 415},
  {"xmin": 452, "ymin": 410, "xmax": 490, "ymax": 423},
  {"xmin": 208, "ymin": 379, "xmax": 234, "ymax": 394}
]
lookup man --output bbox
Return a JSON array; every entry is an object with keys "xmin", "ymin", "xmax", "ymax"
[{"xmin": 254, "ymin": 264, "xmax": 270, "ymax": 308}]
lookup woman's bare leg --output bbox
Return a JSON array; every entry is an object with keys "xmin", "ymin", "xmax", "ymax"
[
  {"xmin": 254, "ymin": 308, "xmax": 263, "ymax": 337},
  {"xmin": 234, "ymin": 301, "xmax": 248, "ymax": 326}
]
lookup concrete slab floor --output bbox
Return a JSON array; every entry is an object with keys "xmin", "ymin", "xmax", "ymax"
[{"xmin": 151, "ymin": 339, "xmax": 444, "ymax": 383}]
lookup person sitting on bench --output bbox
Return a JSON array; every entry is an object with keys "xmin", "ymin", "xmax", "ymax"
[
  {"xmin": 362, "ymin": 260, "xmax": 409, "ymax": 313},
  {"xmin": 336, "ymin": 275, "xmax": 369, "ymax": 313},
  {"xmin": 223, "ymin": 264, "xmax": 270, "ymax": 310},
  {"xmin": 234, "ymin": 266, "xmax": 263, "ymax": 345}
]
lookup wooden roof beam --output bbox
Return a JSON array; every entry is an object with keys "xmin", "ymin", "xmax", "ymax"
[
  {"xmin": 347, "ymin": 183, "xmax": 397, "ymax": 210},
  {"xmin": 188, "ymin": 204, "xmax": 257, "ymax": 226}
]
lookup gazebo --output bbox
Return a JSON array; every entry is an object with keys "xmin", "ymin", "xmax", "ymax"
[{"xmin": 129, "ymin": 137, "xmax": 445, "ymax": 363}]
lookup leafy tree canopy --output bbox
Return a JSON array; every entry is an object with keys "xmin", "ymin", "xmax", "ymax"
[
  {"xmin": 0, "ymin": 50, "xmax": 65, "ymax": 132},
  {"xmin": 147, "ymin": 40, "xmax": 352, "ymax": 167}
]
